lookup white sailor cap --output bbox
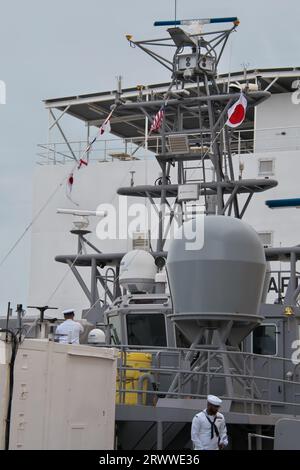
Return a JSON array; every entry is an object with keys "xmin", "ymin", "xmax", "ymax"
[
  {"xmin": 207, "ymin": 395, "xmax": 222, "ymax": 406},
  {"xmin": 62, "ymin": 308, "xmax": 75, "ymax": 315}
]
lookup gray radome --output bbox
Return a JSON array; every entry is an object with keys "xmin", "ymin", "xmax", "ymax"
[{"xmin": 167, "ymin": 216, "xmax": 266, "ymax": 318}]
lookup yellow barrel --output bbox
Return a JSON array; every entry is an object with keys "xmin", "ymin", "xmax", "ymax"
[{"xmin": 116, "ymin": 352, "xmax": 152, "ymax": 405}]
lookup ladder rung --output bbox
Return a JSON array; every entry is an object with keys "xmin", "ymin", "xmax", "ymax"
[
  {"xmin": 185, "ymin": 180, "xmax": 204, "ymax": 183},
  {"xmin": 184, "ymin": 166, "xmax": 203, "ymax": 170}
]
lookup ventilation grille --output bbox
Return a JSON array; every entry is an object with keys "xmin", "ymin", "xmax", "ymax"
[
  {"xmin": 132, "ymin": 231, "xmax": 150, "ymax": 251},
  {"xmin": 258, "ymin": 159, "xmax": 274, "ymax": 176},
  {"xmin": 167, "ymin": 135, "xmax": 189, "ymax": 154},
  {"xmin": 258, "ymin": 231, "xmax": 273, "ymax": 248}
]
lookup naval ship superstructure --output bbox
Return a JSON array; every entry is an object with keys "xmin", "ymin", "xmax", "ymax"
[{"xmin": 4, "ymin": 16, "xmax": 300, "ymax": 450}]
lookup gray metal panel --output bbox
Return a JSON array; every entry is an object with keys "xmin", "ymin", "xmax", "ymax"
[
  {"xmin": 117, "ymin": 180, "xmax": 277, "ymax": 198},
  {"xmin": 274, "ymin": 418, "xmax": 300, "ymax": 449},
  {"xmin": 55, "ymin": 251, "xmax": 167, "ymax": 267}
]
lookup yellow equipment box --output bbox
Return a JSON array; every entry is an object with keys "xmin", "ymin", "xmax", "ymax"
[{"xmin": 116, "ymin": 352, "xmax": 152, "ymax": 405}]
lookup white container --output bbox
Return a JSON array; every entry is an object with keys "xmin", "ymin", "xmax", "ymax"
[
  {"xmin": 8, "ymin": 339, "xmax": 117, "ymax": 450},
  {"xmin": 0, "ymin": 340, "xmax": 11, "ymax": 450}
]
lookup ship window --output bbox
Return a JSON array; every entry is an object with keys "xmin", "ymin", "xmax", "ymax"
[
  {"xmin": 252, "ymin": 324, "xmax": 277, "ymax": 356},
  {"xmin": 108, "ymin": 315, "xmax": 121, "ymax": 345},
  {"xmin": 258, "ymin": 159, "xmax": 274, "ymax": 176},
  {"xmin": 258, "ymin": 231, "xmax": 273, "ymax": 248},
  {"xmin": 126, "ymin": 314, "xmax": 167, "ymax": 347}
]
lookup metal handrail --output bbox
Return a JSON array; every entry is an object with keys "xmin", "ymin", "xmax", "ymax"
[
  {"xmin": 117, "ymin": 364, "xmax": 300, "ymax": 386},
  {"xmin": 248, "ymin": 433, "xmax": 274, "ymax": 450},
  {"xmin": 116, "ymin": 387, "xmax": 300, "ymax": 409},
  {"xmin": 114, "ymin": 344, "xmax": 300, "ymax": 410},
  {"xmin": 112, "ymin": 343, "xmax": 300, "ymax": 363}
]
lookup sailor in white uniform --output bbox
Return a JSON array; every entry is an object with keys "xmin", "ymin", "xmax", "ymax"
[
  {"xmin": 191, "ymin": 395, "xmax": 228, "ymax": 450},
  {"xmin": 55, "ymin": 308, "xmax": 84, "ymax": 344}
]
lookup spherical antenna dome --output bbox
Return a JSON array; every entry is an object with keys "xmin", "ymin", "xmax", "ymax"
[
  {"xmin": 167, "ymin": 215, "xmax": 266, "ymax": 318},
  {"xmin": 88, "ymin": 328, "xmax": 106, "ymax": 344},
  {"xmin": 119, "ymin": 250, "xmax": 156, "ymax": 293}
]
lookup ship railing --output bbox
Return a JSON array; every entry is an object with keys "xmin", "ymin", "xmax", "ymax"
[
  {"xmin": 114, "ymin": 344, "xmax": 300, "ymax": 414},
  {"xmin": 36, "ymin": 133, "xmax": 237, "ymax": 165},
  {"xmin": 39, "ymin": 124, "xmax": 300, "ymax": 165},
  {"xmin": 37, "ymin": 137, "xmax": 156, "ymax": 165},
  {"xmin": 37, "ymin": 124, "xmax": 300, "ymax": 165},
  {"xmin": 36, "ymin": 131, "xmax": 252, "ymax": 166}
]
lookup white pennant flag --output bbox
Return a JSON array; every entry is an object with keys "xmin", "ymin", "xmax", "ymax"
[{"xmin": 100, "ymin": 119, "xmax": 111, "ymax": 135}]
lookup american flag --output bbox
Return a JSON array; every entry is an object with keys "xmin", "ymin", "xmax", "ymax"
[{"xmin": 150, "ymin": 105, "xmax": 165, "ymax": 132}]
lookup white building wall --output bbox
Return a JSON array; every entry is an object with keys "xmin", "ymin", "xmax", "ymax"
[
  {"xmin": 255, "ymin": 92, "xmax": 300, "ymax": 152},
  {"xmin": 235, "ymin": 149, "xmax": 300, "ymax": 247},
  {"xmin": 241, "ymin": 91, "xmax": 300, "ymax": 247},
  {"xmin": 238, "ymin": 91, "xmax": 300, "ymax": 300}
]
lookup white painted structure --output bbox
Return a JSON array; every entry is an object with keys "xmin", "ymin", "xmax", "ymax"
[
  {"xmin": 7, "ymin": 340, "xmax": 117, "ymax": 450},
  {"xmin": 0, "ymin": 338, "xmax": 10, "ymax": 449}
]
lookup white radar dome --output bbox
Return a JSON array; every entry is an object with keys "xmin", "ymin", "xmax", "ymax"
[
  {"xmin": 119, "ymin": 250, "xmax": 157, "ymax": 293},
  {"xmin": 88, "ymin": 328, "xmax": 106, "ymax": 344}
]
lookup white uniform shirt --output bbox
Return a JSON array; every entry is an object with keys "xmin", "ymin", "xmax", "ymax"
[
  {"xmin": 191, "ymin": 409, "xmax": 228, "ymax": 450},
  {"xmin": 55, "ymin": 320, "xmax": 84, "ymax": 344}
]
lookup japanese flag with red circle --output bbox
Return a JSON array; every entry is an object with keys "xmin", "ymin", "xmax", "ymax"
[{"xmin": 226, "ymin": 93, "xmax": 247, "ymax": 128}]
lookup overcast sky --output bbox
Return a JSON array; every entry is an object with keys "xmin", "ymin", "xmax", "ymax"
[{"xmin": 0, "ymin": 0, "xmax": 299, "ymax": 313}]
